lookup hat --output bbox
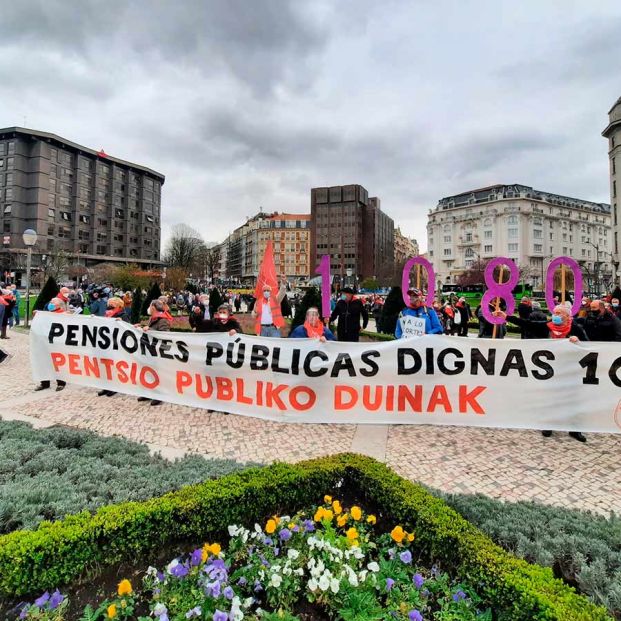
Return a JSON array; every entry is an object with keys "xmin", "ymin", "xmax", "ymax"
[
  {"xmin": 407, "ymin": 288, "xmax": 423, "ymax": 296},
  {"xmin": 341, "ymin": 287, "xmax": 355, "ymax": 294},
  {"xmin": 217, "ymin": 304, "xmax": 231, "ymax": 313}
]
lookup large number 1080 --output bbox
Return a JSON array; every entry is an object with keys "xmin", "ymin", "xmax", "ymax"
[{"xmin": 314, "ymin": 254, "xmax": 584, "ymax": 325}]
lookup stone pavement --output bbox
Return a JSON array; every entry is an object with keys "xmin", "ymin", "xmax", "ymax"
[{"xmin": 1, "ymin": 328, "xmax": 620, "ymax": 515}]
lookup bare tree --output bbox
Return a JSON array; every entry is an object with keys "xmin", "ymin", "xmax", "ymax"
[
  {"xmin": 204, "ymin": 245, "xmax": 221, "ymax": 281},
  {"xmin": 164, "ymin": 224, "xmax": 206, "ymax": 271},
  {"xmin": 42, "ymin": 249, "xmax": 69, "ymax": 281}
]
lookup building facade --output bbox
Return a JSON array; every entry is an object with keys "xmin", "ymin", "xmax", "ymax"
[
  {"xmin": 394, "ymin": 226, "xmax": 419, "ymax": 265},
  {"xmin": 0, "ymin": 127, "xmax": 164, "ymax": 282},
  {"xmin": 427, "ymin": 184, "xmax": 612, "ymax": 292},
  {"xmin": 603, "ymin": 96, "xmax": 621, "ymax": 274},
  {"xmin": 222, "ymin": 211, "xmax": 311, "ymax": 286},
  {"xmin": 310, "ymin": 184, "xmax": 395, "ymax": 286}
]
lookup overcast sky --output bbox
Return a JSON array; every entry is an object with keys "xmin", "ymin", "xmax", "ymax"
[{"xmin": 1, "ymin": 0, "xmax": 620, "ymax": 252}]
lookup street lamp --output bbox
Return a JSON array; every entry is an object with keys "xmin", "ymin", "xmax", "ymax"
[
  {"xmin": 22, "ymin": 228, "xmax": 37, "ymax": 328},
  {"xmin": 346, "ymin": 268, "xmax": 353, "ymax": 290}
]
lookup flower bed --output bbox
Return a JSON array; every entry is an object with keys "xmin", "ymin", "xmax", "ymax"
[
  {"xmin": 0, "ymin": 455, "xmax": 610, "ymax": 620},
  {"xmin": 15, "ymin": 500, "xmax": 493, "ymax": 620}
]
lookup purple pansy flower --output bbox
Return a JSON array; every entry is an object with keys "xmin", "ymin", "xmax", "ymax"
[
  {"xmin": 254, "ymin": 580, "xmax": 264, "ymax": 592},
  {"xmin": 302, "ymin": 519, "xmax": 315, "ymax": 532},
  {"xmin": 292, "ymin": 525, "xmax": 299, "ymax": 532},
  {"xmin": 274, "ymin": 547, "xmax": 280, "ymax": 557},
  {"xmin": 171, "ymin": 563, "xmax": 189, "ymax": 578},
  {"xmin": 48, "ymin": 590, "xmax": 64, "ymax": 610},
  {"xmin": 452, "ymin": 590, "xmax": 467, "ymax": 602},
  {"xmin": 413, "ymin": 573, "xmax": 425, "ymax": 589},
  {"xmin": 205, "ymin": 559, "xmax": 228, "ymax": 582},
  {"xmin": 408, "ymin": 611, "xmax": 423, "ymax": 621},
  {"xmin": 213, "ymin": 611, "xmax": 228, "ymax": 621},
  {"xmin": 205, "ymin": 580, "xmax": 222, "ymax": 598},
  {"xmin": 399, "ymin": 550, "xmax": 412, "ymax": 564},
  {"xmin": 185, "ymin": 606, "xmax": 202, "ymax": 619},
  {"xmin": 34, "ymin": 592, "xmax": 50, "ymax": 608},
  {"xmin": 385, "ymin": 578, "xmax": 395, "ymax": 591},
  {"xmin": 190, "ymin": 548, "xmax": 203, "ymax": 567},
  {"xmin": 18, "ymin": 605, "xmax": 29, "ymax": 620},
  {"xmin": 237, "ymin": 576, "xmax": 247, "ymax": 586},
  {"xmin": 223, "ymin": 586, "xmax": 234, "ymax": 600},
  {"xmin": 388, "ymin": 548, "xmax": 396, "ymax": 560},
  {"xmin": 279, "ymin": 528, "xmax": 292, "ymax": 541},
  {"xmin": 263, "ymin": 537, "xmax": 273, "ymax": 546}
]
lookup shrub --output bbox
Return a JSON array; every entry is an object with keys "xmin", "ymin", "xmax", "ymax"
[
  {"xmin": 141, "ymin": 282, "xmax": 162, "ymax": 315},
  {"xmin": 0, "ymin": 454, "xmax": 610, "ymax": 620},
  {"xmin": 291, "ymin": 286, "xmax": 323, "ymax": 330},
  {"xmin": 33, "ymin": 276, "xmax": 59, "ymax": 312},
  {"xmin": 378, "ymin": 286, "xmax": 406, "ymax": 334},
  {"xmin": 0, "ymin": 420, "xmax": 254, "ymax": 534},
  {"xmin": 437, "ymin": 490, "xmax": 621, "ymax": 617}
]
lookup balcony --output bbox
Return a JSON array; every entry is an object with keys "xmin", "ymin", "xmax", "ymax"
[{"xmin": 457, "ymin": 236, "xmax": 480, "ymax": 247}]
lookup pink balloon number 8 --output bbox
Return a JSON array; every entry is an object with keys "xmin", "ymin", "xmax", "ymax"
[{"xmin": 481, "ymin": 257, "xmax": 519, "ymax": 325}]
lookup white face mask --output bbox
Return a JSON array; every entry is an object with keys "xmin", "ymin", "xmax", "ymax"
[{"xmin": 263, "ymin": 291, "xmax": 271, "ymax": 299}]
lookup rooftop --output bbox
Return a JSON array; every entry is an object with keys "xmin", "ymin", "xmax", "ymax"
[
  {"xmin": 0, "ymin": 126, "xmax": 165, "ymax": 181},
  {"xmin": 436, "ymin": 183, "xmax": 610, "ymax": 214}
]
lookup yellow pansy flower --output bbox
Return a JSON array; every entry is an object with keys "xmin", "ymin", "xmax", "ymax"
[
  {"xmin": 209, "ymin": 543, "xmax": 222, "ymax": 555},
  {"xmin": 107, "ymin": 604, "xmax": 117, "ymax": 619},
  {"xmin": 314, "ymin": 507, "xmax": 325, "ymax": 522},
  {"xmin": 367, "ymin": 514, "xmax": 377, "ymax": 525},
  {"xmin": 391, "ymin": 525, "xmax": 405, "ymax": 543},
  {"xmin": 117, "ymin": 579, "xmax": 132, "ymax": 596},
  {"xmin": 407, "ymin": 533, "xmax": 415, "ymax": 542},
  {"xmin": 265, "ymin": 519, "xmax": 277, "ymax": 534},
  {"xmin": 346, "ymin": 527, "xmax": 359, "ymax": 540},
  {"xmin": 350, "ymin": 506, "xmax": 362, "ymax": 521},
  {"xmin": 332, "ymin": 500, "xmax": 342, "ymax": 515},
  {"xmin": 337, "ymin": 513, "xmax": 349, "ymax": 527},
  {"xmin": 324, "ymin": 495, "xmax": 332, "ymax": 503}
]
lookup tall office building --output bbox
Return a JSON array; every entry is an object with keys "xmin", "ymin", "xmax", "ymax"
[
  {"xmin": 427, "ymin": 184, "xmax": 612, "ymax": 291},
  {"xmin": 310, "ymin": 184, "xmax": 394, "ymax": 286},
  {"xmin": 0, "ymin": 127, "xmax": 164, "ymax": 282},
  {"xmin": 603, "ymin": 96, "xmax": 621, "ymax": 276}
]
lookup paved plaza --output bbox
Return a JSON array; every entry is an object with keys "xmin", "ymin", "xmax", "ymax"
[{"xmin": 1, "ymin": 328, "xmax": 620, "ymax": 515}]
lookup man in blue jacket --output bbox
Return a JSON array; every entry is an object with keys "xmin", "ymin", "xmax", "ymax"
[{"xmin": 395, "ymin": 288, "xmax": 443, "ymax": 339}]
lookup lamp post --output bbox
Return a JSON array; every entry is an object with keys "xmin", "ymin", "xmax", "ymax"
[
  {"xmin": 22, "ymin": 229, "xmax": 37, "ymax": 328},
  {"xmin": 346, "ymin": 267, "xmax": 353, "ymax": 290}
]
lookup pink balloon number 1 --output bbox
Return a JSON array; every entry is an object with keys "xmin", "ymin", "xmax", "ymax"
[
  {"xmin": 315, "ymin": 254, "xmax": 331, "ymax": 318},
  {"xmin": 545, "ymin": 256, "xmax": 582, "ymax": 316},
  {"xmin": 481, "ymin": 257, "xmax": 519, "ymax": 325},
  {"xmin": 401, "ymin": 257, "xmax": 436, "ymax": 307}
]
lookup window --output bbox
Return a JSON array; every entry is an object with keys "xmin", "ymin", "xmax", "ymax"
[
  {"xmin": 3, "ymin": 222, "xmax": 9, "ymax": 233},
  {"xmin": 483, "ymin": 218, "xmax": 492, "ymax": 227},
  {"xmin": 534, "ymin": 244, "xmax": 542, "ymax": 253},
  {"xmin": 50, "ymin": 148, "xmax": 57, "ymax": 161},
  {"xmin": 484, "ymin": 244, "xmax": 493, "ymax": 253},
  {"xmin": 508, "ymin": 243, "xmax": 518, "ymax": 253},
  {"xmin": 48, "ymin": 208, "xmax": 55, "ymax": 218},
  {"xmin": 484, "ymin": 230, "xmax": 492, "ymax": 239},
  {"xmin": 5, "ymin": 188, "xmax": 12, "ymax": 200},
  {"xmin": 465, "ymin": 248, "xmax": 474, "ymax": 258},
  {"xmin": 47, "ymin": 225, "xmax": 54, "ymax": 236},
  {"xmin": 508, "ymin": 228, "xmax": 518, "ymax": 239},
  {"xmin": 582, "ymin": 249, "xmax": 586, "ymax": 257},
  {"xmin": 533, "ymin": 217, "xmax": 542, "ymax": 225},
  {"xmin": 79, "ymin": 215, "xmax": 90, "ymax": 224},
  {"xmin": 443, "ymin": 248, "xmax": 451, "ymax": 256},
  {"xmin": 464, "ymin": 232, "xmax": 472, "ymax": 242},
  {"xmin": 3, "ymin": 205, "xmax": 11, "ymax": 214},
  {"xmin": 443, "ymin": 235, "xmax": 451, "ymax": 242},
  {"xmin": 60, "ymin": 211, "xmax": 72, "ymax": 221},
  {"xmin": 8, "ymin": 142, "xmax": 15, "ymax": 155},
  {"xmin": 533, "ymin": 229, "xmax": 542, "ymax": 239},
  {"xmin": 507, "ymin": 215, "xmax": 518, "ymax": 225}
]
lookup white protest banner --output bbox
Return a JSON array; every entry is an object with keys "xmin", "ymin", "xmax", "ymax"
[
  {"xmin": 30, "ymin": 313, "xmax": 621, "ymax": 432},
  {"xmin": 399, "ymin": 315, "xmax": 426, "ymax": 339}
]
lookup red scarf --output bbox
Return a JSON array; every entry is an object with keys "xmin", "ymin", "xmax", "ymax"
[
  {"xmin": 105, "ymin": 308, "xmax": 124, "ymax": 318},
  {"xmin": 547, "ymin": 318, "xmax": 572, "ymax": 339},
  {"xmin": 304, "ymin": 320, "xmax": 325, "ymax": 339},
  {"xmin": 150, "ymin": 310, "xmax": 173, "ymax": 323}
]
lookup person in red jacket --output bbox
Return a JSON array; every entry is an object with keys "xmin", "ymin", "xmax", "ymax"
[{"xmin": 252, "ymin": 282, "xmax": 286, "ymax": 337}]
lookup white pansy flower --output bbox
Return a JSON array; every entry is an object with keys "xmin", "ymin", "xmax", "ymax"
[
  {"xmin": 228, "ymin": 525, "xmax": 239, "ymax": 536},
  {"xmin": 367, "ymin": 561, "xmax": 379, "ymax": 572},
  {"xmin": 348, "ymin": 572, "xmax": 359, "ymax": 587},
  {"xmin": 308, "ymin": 578, "xmax": 318, "ymax": 591},
  {"xmin": 330, "ymin": 578, "xmax": 340, "ymax": 593},
  {"xmin": 269, "ymin": 574, "xmax": 282, "ymax": 588},
  {"xmin": 318, "ymin": 574, "xmax": 331, "ymax": 591},
  {"xmin": 283, "ymin": 566, "xmax": 292, "ymax": 576},
  {"xmin": 288, "ymin": 549, "xmax": 300, "ymax": 560},
  {"xmin": 352, "ymin": 547, "xmax": 364, "ymax": 560},
  {"xmin": 294, "ymin": 568, "xmax": 304, "ymax": 576},
  {"xmin": 243, "ymin": 597, "xmax": 253, "ymax": 609},
  {"xmin": 359, "ymin": 570, "xmax": 368, "ymax": 583}
]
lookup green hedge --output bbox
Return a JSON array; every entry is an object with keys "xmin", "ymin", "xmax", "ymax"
[{"xmin": 0, "ymin": 455, "xmax": 611, "ymax": 620}]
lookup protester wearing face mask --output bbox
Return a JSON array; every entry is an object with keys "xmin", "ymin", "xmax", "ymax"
[
  {"xmin": 289, "ymin": 307, "xmax": 336, "ymax": 341},
  {"xmin": 576, "ymin": 300, "xmax": 621, "ymax": 341},
  {"xmin": 329, "ymin": 287, "xmax": 369, "ymax": 342},
  {"xmin": 189, "ymin": 294, "xmax": 212, "ymax": 332},
  {"xmin": 207, "ymin": 304, "xmax": 242, "ymax": 336},
  {"xmin": 0, "ymin": 288, "xmax": 16, "ymax": 339},
  {"xmin": 34, "ymin": 298, "xmax": 67, "ymax": 392},
  {"xmin": 610, "ymin": 297, "xmax": 621, "ymax": 320},
  {"xmin": 252, "ymin": 282, "xmax": 287, "ymax": 337},
  {"xmin": 395, "ymin": 288, "xmax": 443, "ymax": 339},
  {"xmin": 97, "ymin": 297, "xmax": 130, "ymax": 397},
  {"xmin": 455, "ymin": 296, "xmax": 472, "ymax": 337}
]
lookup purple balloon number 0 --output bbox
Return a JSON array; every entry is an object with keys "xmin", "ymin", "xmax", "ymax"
[
  {"xmin": 481, "ymin": 257, "xmax": 519, "ymax": 325},
  {"xmin": 315, "ymin": 254, "xmax": 332, "ymax": 318},
  {"xmin": 401, "ymin": 257, "xmax": 435, "ymax": 308},
  {"xmin": 545, "ymin": 256, "xmax": 582, "ymax": 316}
]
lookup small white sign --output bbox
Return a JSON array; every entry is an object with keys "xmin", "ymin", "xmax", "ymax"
[{"xmin": 399, "ymin": 315, "xmax": 426, "ymax": 338}]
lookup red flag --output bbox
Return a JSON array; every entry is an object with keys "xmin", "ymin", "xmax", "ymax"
[{"xmin": 254, "ymin": 240, "xmax": 279, "ymax": 300}]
